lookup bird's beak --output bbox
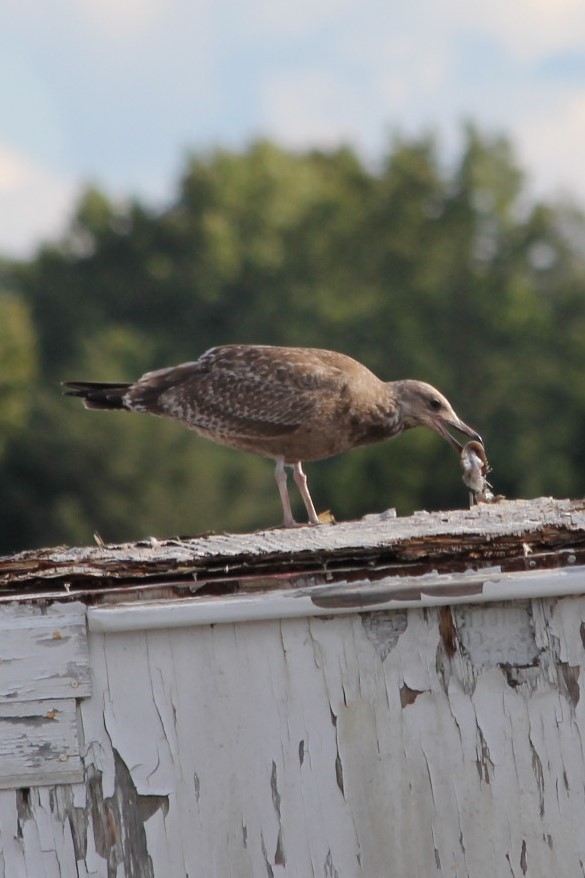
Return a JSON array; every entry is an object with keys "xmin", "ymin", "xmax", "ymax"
[{"xmin": 434, "ymin": 417, "xmax": 482, "ymax": 452}]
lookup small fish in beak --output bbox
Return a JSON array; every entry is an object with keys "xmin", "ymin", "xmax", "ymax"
[{"xmin": 460, "ymin": 440, "xmax": 504, "ymax": 506}]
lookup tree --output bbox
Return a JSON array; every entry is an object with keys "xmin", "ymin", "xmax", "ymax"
[
  {"xmin": 0, "ymin": 292, "xmax": 37, "ymax": 459},
  {"xmin": 2, "ymin": 128, "xmax": 585, "ymax": 552}
]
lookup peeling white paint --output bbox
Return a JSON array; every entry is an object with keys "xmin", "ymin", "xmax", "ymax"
[
  {"xmin": 0, "ymin": 699, "xmax": 83, "ymax": 789},
  {"xmin": 0, "ymin": 603, "xmax": 89, "ymax": 793},
  {"xmin": 2, "ymin": 597, "xmax": 585, "ymax": 875},
  {"xmin": 0, "ymin": 602, "xmax": 90, "ymax": 701}
]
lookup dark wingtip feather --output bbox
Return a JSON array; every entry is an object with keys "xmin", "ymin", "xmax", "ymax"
[{"xmin": 61, "ymin": 381, "xmax": 132, "ymax": 409}]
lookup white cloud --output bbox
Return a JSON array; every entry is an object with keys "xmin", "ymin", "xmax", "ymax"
[
  {"xmin": 443, "ymin": 0, "xmax": 585, "ymax": 60},
  {"xmin": 71, "ymin": 0, "xmax": 169, "ymax": 41},
  {"xmin": 0, "ymin": 146, "xmax": 77, "ymax": 257},
  {"xmin": 256, "ymin": 0, "xmax": 585, "ymax": 203},
  {"xmin": 513, "ymin": 90, "xmax": 585, "ymax": 202},
  {"xmin": 261, "ymin": 70, "xmax": 369, "ymax": 151},
  {"xmin": 236, "ymin": 0, "xmax": 357, "ymax": 40},
  {"xmin": 258, "ymin": 21, "xmax": 451, "ymax": 157},
  {"xmin": 3, "ymin": 0, "xmax": 585, "ymax": 258}
]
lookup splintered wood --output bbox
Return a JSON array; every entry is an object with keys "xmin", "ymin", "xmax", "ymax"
[{"xmin": 0, "ymin": 497, "xmax": 584, "ymax": 602}]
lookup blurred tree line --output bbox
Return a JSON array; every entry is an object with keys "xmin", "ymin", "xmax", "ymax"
[{"xmin": 1, "ymin": 125, "xmax": 585, "ymax": 552}]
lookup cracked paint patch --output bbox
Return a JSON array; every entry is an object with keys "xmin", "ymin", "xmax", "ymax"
[
  {"xmin": 260, "ymin": 830, "xmax": 275, "ymax": 878},
  {"xmin": 475, "ymin": 727, "xmax": 494, "ymax": 784},
  {"xmin": 361, "ymin": 610, "xmax": 407, "ymax": 660},
  {"xmin": 400, "ymin": 684, "xmax": 424, "ymax": 708},
  {"xmin": 456, "ymin": 603, "xmax": 540, "ymax": 666},
  {"xmin": 12, "ymin": 750, "xmax": 169, "ymax": 878},
  {"xmin": 438, "ymin": 606, "xmax": 458, "ymax": 658},
  {"xmin": 329, "ymin": 708, "xmax": 345, "ymax": 797},
  {"xmin": 86, "ymin": 750, "xmax": 169, "ymax": 878},
  {"xmin": 270, "ymin": 761, "xmax": 286, "ymax": 868},
  {"xmin": 558, "ymin": 662, "xmax": 580, "ymax": 707},
  {"xmin": 324, "ymin": 849, "xmax": 340, "ymax": 878},
  {"xmin": 530, "ymin": 740, "xmax": 545, "ymax": 818}
]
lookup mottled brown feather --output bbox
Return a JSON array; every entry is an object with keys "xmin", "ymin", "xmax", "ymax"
[{"xmin": 124, "ymin": 345, "xmax": 403, "ymax": 462}]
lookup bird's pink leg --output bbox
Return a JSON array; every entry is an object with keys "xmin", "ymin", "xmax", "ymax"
[
  {"xmin": 274, "ymin": 458, "xmax": 296, "ymax": 527},
  {"xmin": 293, "ymin": 462, "xmax": 320, "ymax": 525}
]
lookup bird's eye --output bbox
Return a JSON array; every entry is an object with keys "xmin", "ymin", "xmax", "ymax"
[{"xmin": 428, "ymin": 397, "xmax": 442, "ymax": 411}]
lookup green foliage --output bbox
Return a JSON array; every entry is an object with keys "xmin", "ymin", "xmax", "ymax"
[
  {"xmin": 2, "ymin": 126, "xmax": 585, "ymax": 552},
  {"xmin": 0, "ymin": 293, "xmax": 37, "ymax": 458}
]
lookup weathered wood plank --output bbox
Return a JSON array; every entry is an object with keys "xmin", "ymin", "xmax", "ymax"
[
  {"xmin": 0, "ymin": 699, "xmax": 83, "ymax": 789},
  {"xmin": 0, "ymin": 602, "xmax": 90, "ymax": 702},
  {"xmin": 1, "ymin": 498, "xmax": 584, "ymax": 596}
]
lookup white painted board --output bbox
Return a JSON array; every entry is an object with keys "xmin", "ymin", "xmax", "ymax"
[
  {"xmin": 0, "ymin": 602, "xmax": 90, "ymax": 702},
  {"xmin": 1, "ymin": 597, "xmax": 585, "ymax": 876},
  {"xmin": 0, "ymin": 698, "xmax": 83, "ymax": 789}
]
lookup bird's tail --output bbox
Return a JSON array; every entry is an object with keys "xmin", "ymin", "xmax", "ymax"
[{"xmin": 62, "ymin": 381, "xmax": 132, "ymax": 411}]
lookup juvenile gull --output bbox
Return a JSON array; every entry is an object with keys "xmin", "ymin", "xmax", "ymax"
[{"xmin": 63, "ymin": 344, "xmax": 481, "ymax": 527}]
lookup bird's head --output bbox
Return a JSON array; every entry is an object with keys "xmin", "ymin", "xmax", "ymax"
[{"xmin": 393, "ymin": 380, "xmax": 481, "ymax": 451}]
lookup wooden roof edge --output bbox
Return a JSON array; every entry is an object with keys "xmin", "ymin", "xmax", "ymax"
[{"xmin": 0, "ymin": 497, "xmax": 584, "ymax": 602}]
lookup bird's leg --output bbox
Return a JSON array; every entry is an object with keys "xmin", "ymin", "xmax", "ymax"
[
  {"xmin": 292, "ymin": 462, "xmax": 320, "ymax": 525},
  {"xmin": 274, "ymin": 458, "xmax": 296, "ymax": 527}
]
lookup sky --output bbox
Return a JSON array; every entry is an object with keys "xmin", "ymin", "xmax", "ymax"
[{"xmin": 2, "ymin": 0, "xmax": 585, "ymax": 257}]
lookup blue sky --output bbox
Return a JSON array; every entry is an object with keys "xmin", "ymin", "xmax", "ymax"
[{"xmin": 2, "ymin": 0, "xmax": 585, "ymax": 256}]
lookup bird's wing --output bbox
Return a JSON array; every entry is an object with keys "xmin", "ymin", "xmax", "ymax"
[{"xmin": 127, "ymin": 346, "xmax": 349, "ymax": 438}]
